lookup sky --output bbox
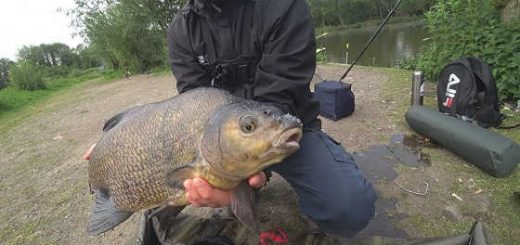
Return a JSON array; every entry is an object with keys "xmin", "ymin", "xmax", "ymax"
[{"xmin": 0, "ymin": 0, "xmax": 83, "ymax": 61}]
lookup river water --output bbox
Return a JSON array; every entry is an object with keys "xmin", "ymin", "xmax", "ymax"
[{"xmin": 317, "ymin": 22, "xmax": 428, "ymax": 68}]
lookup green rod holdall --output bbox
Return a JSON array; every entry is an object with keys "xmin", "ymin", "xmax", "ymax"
[{"xmin": 405, "ymin": 105, "xmax": 520, "ymax": 177}]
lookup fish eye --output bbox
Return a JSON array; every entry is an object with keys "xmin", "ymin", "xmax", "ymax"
[{"xmin": 239, "ymin": 115, "xmax": 257, "ymax": 134}]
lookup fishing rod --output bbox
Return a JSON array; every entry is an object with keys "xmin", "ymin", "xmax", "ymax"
[{"xmin": 339, "ymin": 0, "xmax": 404, "ymax": 81}]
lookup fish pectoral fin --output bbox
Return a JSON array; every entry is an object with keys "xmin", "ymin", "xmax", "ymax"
[
  {"xmin": 147, "ymin": 205, "xmax": 186, "ymax": 219},
  {"xmin": 230, "ymin": 182, "xmax": 260, "ymax": 233},
  {"xmin": 87, "ymin": 191, "xmax": 133, "ymax": 236},
  {"xmin": 166, "ymin": 164, "xmax": 197, "ymax": 189}
]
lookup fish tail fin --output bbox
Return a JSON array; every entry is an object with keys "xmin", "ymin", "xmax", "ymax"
[{"xmin": 87, "ymin": 191, "xmax": 133, "ymax": 236}]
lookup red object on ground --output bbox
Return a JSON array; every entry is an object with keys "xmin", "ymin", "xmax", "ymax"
[{"xmin": 259, "ymin": 227, "xmax": 289, "ymax": 245}]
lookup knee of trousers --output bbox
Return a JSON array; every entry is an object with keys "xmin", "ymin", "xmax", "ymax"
[{"xmin": 310, "ymin": 183, "xmax": 377, "ymax": 238}]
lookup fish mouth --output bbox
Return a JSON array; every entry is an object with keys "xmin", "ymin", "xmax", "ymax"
[
  {"xmin": 254, "ymin": 127, "xmax": 302, "ymax": 173},
  {"xmin": 273, "ymin": 127, "xmax": 303, "ymax": 152}
]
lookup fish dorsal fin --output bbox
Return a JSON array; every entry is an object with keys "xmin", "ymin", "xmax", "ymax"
[
  {"xmin": 87, "ymin": 191, "xmax": 133, "ymax": 235},
  {"xmin": 102, "ymin": 111, "xmax": 126, "ymax": 132},
  {"xmin": 102, "ymin": 106, "xmax": 139, "ymax": 132},
  {"xmin": 230, "ymin": 182, "xmax": 260, "ymax": 233}
]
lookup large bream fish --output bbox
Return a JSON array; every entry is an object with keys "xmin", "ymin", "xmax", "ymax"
[{"xmin": 87, "ymin": 87, "xmax": 303, "ymax": 235}]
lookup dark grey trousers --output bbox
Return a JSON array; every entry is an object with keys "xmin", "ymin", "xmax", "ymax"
[{"xmin": 266, "ymin": 129, "xmax": 377, "ymax": 238}]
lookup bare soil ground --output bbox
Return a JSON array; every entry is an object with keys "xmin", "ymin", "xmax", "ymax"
[{"xmin": 0, "ymin": 65, "xmax": 518, "ymax": 245}]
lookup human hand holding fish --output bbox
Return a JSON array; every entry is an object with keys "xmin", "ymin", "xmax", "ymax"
[{"xmin": 182, "ymin": 172, "xmax": 267, "ymax": 208}]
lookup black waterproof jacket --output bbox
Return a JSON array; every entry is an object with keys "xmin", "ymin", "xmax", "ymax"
[{"xmin": 167, "ymin": 0, "xmax": 320, "ymax": 129}]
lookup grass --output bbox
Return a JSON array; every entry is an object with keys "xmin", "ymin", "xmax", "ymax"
[
  {"xmin": 0, "ymin": 68, "xmax": 126, "ymax": 134},
  {"xmin": 149, "ymin": 66, "xmax": 172, "ymax": 77},
  {"xmin": 0, "ymin": 218, "xmax": 48, "ymax": 245},
  {"xmin": 0, "ymin": 66, "xmax": 171, "ymax": 135},
  {"xmin": 382, "ymin": 67, "xmax": 520, "ymax": 244}
]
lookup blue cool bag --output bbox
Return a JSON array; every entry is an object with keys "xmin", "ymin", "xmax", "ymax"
[{"xmin": 314, "ymin": 80, "xmax": 355, "ymax": 121}]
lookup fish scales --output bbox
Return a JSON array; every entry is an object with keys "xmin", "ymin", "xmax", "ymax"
[{"xmin": 89, "ymin": 89, "xmax": 238, "ymax": 211}]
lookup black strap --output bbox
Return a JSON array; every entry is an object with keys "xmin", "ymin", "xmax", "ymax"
[
  {"xmin": 200, "ymin": 18, "xmax": 218, "ymax": 69},
  {"xmin": 238, "ymin": 0, "xmax": 256, "ymax": 99},
  {"xmin": 468, "ymin": 57, "xmax": 499, "ymax": 109},
  {"xmin": 236, "ymin": 0, "xmax": 254, "ymax": 59},
  {"xmin": 198, "ymin": 0, "xmax": 259, "ymax": 99}
]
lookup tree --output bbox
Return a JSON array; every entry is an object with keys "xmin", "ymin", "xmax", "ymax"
[
  {"xmin": 17, "ymin": 46, "xmax": 45, "ymax": 66},
  {"xmin": 400, "ymin": 0, "xmax": 435, "ymax": 16},
  {"xmin": 16, "ymin": 43, "xmax": 81, "ymax": 78},
  {"xmin": 66, "ymin": 0, "xmax": 187, "ymax": 72},
  {"xmin": 0, "ymin": 58, "xmax": 15, "ymax": 89},
  {"xmin": 16, "ymin": 43, "xmax": 79, "ymax": 68},
  {"xmin": 137, "ymin": 0, "xmax": 187, "ymax": 33},
  {"xmin": 307, "ymin": 0, "xmax": 434, "ymax": 29},
  {"xmin": 75, "ymin": 44, "xmax": 102, "ymax": 69}
]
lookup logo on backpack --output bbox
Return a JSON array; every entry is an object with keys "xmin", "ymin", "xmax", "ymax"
[{"xmin": 442, "ymin": 73, "xmax": 461, "ymax": 108}]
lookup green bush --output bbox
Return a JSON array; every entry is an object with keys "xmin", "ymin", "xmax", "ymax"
[
  {"xmin": 10, "ymin": 63, "xmax": 45, "ymax": 90},
  {"xmin": 417, "ymin": 0, "xmax": 520, "ymax": 101},
  {"xmin": 96, "ymin": 69, "xmax": 125, "ymax": 82},
  {"xmin": 316, "ymin": 47, "xmax": 327, "ymax": 63},
  {"xmin": 44, "ymin": 66, "xmax": 72, "ymax": 78},
  {"xmin": 67, "ymin": 67, "xmax": 100, "ymax": 78},
  {"xmin": 396, "ymin": 55, "xmax": 419, "ymax": 70}
]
